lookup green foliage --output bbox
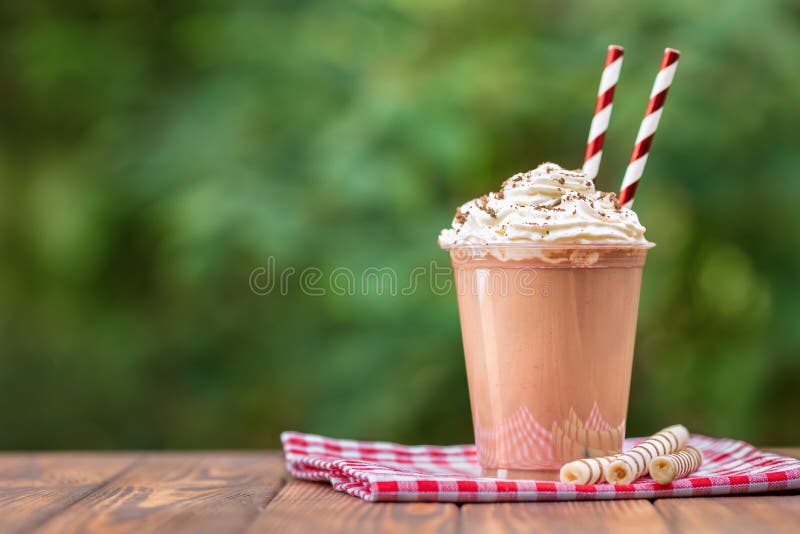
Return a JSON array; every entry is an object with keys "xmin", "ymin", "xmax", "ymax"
[{"xmin": 1, "ymin": 0, "xmax": 799, "ymax": 448}]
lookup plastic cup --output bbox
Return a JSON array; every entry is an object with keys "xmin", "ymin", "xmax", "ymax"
[{"xmin": 449, "ymin": 243, "xmax": 652, "ymax": 479}]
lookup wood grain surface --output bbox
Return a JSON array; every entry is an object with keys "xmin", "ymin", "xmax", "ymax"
[
  {"xmin": 461, "ymin": 500, "xmax": 670, "ymax": 534},
  {"xmin": 655, "ymin": 496, "xmax": 800, "ymax": 533},
  {"xmin": 33, "ymin": 452, "xmax": 285, "ymax": 534},
  {"xmin": 0, "ymin": 453, "xmax": 138, "ymax": 534},
  {"xmin": 0, "ymin": 449, "xmax": 795, "ymax": 533},
  {"xmin": 254, "ymin": 480, "xmax": 458, "ymax": 534}
]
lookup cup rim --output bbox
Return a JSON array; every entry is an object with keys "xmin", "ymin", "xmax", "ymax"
[{"xmin": 444, "ymin": 241, "xmax": 655, "ymax": 251}]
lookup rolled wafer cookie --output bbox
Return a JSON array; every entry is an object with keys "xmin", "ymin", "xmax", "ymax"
[
  {"xmin": 559, "ymin": 454, "xmax": 621, "ymax": 484},
  {"xmin": 604, "ymin": 424, "xmax": 689, "ymax": 485},
  {"xmin": 650, "ymin": 446, "xmax": 703, "ymax": 484}
]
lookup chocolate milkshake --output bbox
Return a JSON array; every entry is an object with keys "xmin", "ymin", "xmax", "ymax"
[{"xmin": 440, "ymin": 163, "xmax": 651, "ymax": 478}]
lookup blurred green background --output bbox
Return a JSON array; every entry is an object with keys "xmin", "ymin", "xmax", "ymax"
[{"xmin": 1, "ymin": 0, "xmax": 799, "ymax": 450}]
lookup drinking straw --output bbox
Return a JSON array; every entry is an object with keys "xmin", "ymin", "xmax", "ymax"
[
  {"xmin": 618, "ymin": 48, "xmax": 681, "ymax": 208},
  {"xmin": 583, "ymin": 45, "xmax": 624, "ymax": 181}
]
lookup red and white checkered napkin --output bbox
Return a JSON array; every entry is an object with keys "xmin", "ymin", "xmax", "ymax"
[{"xmin": 281, "ymin": 431, "xmax": 800, "ymax": 502}]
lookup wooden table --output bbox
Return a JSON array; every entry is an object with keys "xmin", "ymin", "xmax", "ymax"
[{"xmin": 1, "ymin": 450, "xmax": 798, "ymax": 533}]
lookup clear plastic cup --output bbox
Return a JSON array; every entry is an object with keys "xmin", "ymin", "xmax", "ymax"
[{"xmin": 449, "ymin": 243, "xmax": 652, "ymax": 479}]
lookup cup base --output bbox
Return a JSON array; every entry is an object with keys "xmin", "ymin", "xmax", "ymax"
[{"xmin": 481, "ymin": 467, "xmax": 561, "ymax": 481}]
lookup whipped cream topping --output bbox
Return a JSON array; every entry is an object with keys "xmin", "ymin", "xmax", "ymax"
[{"xmin": 438, "ymin": 163, "xmax": 647, "ymax": 247}]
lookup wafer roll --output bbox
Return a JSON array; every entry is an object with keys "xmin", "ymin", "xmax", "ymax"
[
  {"xmin": 560, "ymin": 454, "xmax": 621, "ymax": 484},
  {"xmin": 650, "ymin": 446, "xmax": 703, "ymax": 484},
  {"xmin": 604, "ymin": 424, "xmax": 689, "ymax": 485}
]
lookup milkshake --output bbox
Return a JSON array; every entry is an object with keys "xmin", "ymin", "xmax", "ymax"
[{"xmin": 440, "ymin": 163, "xmax": 651, "ymax": 478}]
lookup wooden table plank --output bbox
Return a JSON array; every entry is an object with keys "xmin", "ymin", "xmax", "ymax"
[
  {"xmin": 0, "ymin": 450, "xmax": 795, "ymax": 533},
  {"xmin": 655, "ymin": 495, "xmax": 800, "ymax": 533},
  {"xmin": 460, "ymin": 500, "xmax": 670, "ymax": 534},
  {"xmin": 250, "ymin": 480, "xmax": 459, "ymax": 534},
  {"xmin": 0, "ymin": 453, "xmax": 137, "ymax": 534},
  {"xmin": 34, "ymin": 452, "xmax": 285, "ymax": 534}
]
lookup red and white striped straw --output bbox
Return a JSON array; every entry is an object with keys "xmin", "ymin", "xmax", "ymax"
[
  {"xmin": 618, "ymin": 48, "xmax": 681, "ymax": 207},
  {"xmin": 582, "ymin": 45, "xmax": 624, "ymax": 181}
]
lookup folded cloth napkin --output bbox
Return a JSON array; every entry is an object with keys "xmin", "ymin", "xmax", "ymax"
[{"xmin": 282, "ymin": 431, "xmax": 800, "ymax": 502}]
